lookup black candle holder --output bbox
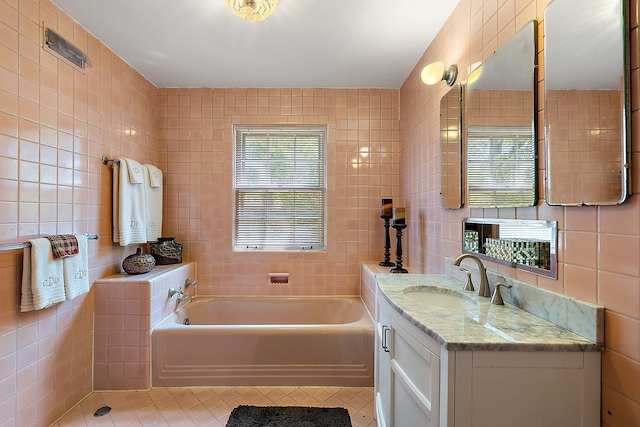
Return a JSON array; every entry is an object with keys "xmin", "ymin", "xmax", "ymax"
[
  {"xmin": 379, "ymin": 215, "xmax": 395, "ymax": 267},
  {"xmin": 390, "ymin": 223, "xmax": 408, "ymax": 273}
]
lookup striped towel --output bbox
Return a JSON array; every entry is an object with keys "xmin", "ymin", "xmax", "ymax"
[{"xmin": 46, "ymin": 234, "xmax": 79, "ymax": 259}]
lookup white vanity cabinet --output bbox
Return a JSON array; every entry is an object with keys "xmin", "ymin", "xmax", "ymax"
[
  {"xmin": 376, "ymin": 290, "xmax": 441, "ymax": 427},
  {"xmin": 374, "ymin": 293, "xmax": 391, "ymax": 427},
  {"xmin": 375, "ymin": 287, "xmax": 601, "ymax": 427}
]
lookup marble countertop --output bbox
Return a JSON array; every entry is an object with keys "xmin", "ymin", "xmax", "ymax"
[{"xmin": 376, "ymin": 273, "xmax": 604, "ymax": 352}]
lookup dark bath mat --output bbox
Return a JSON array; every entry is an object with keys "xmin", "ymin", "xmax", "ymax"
[{"xmin": 225, "ymin": 405, "xmax": 352, "ymax": 427}]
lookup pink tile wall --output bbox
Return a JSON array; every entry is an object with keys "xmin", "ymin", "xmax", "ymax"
[
  {"xmin": 0, "ymin": 0, "xmax": 158, "ymax": 425},
  {"xmin": 3, "ymin": 0, "xmax": 637, "ymax": 425},
  {"xmin": 155, "ymin": 88, "xmax": 401, "ymax": 297},
  {"xmin": 0, "ymin": 1, "xmax": 402, "ymax": 423},
  {"xmin": 93, "ymin": 263, "xmax": 196, "ymax": 390},
  {"xmin": 400, "ymin": 0, "xmax": 640, "ymax": 424}
]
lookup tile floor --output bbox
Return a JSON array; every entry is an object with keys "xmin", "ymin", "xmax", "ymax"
[{"xmin": 53, "ymin": 386, "xmax": 377, "ymax": 426}]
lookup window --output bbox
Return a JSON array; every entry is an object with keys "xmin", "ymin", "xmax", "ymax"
[{"xmin": 233, "ymin": 125, "xmax": 327, "ymax": 251}]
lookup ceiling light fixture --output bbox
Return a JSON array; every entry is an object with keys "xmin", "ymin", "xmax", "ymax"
[
  {"xmin": 224, "ymin": 0, "xmax": 279, "ymax": 22},
  {"xmin": 421, "ymin": 61, "xmax": 458, "ymax": 86}
]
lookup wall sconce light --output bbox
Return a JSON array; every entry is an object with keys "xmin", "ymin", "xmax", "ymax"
[{"xmin": 421, "ymin": 61, "xmax": 458, "ymax": 86}]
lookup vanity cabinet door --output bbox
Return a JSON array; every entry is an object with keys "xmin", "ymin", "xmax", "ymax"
[
  {"xmin": 375, "ymin": 293, "xmax": 392, "ymax": 427},
  {"xmin": 458, "ymin": 351, "xmax": 601, "ymax": 427},
  {"xmin": 390, "ymin": 307, "xmax": 441, "ymax": 427}
]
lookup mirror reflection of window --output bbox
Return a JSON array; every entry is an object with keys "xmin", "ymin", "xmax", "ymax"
[
  {"xmin": 467, "ymin": 125, "xmax": 535, "ymax": 207},
  {"xmin": 464, "ymin": 20, "xmax": 537, "ymax": 208},
  {"xmin": 544, "ymin": 0, "xmax": 629, "ymax": 205}
]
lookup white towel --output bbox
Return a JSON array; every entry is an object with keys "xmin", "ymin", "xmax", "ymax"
[
  {"xmin": 113, "ymin": 158, "xmax": 147, "ymax": 246},
  {"xmin": 144, "ymin": 165, "xmax": 163, "ymax": 242},
  {"xmin": 125, "ymin": 157, "xmax": 145, "ymax": 184},
  {"xmin": 20, "ymin": 247, "xmax": 34, "ymax": 312},
  {"xmin": 146, "ymin": 164, "xmax": 162, "ymax": 188},
  {"xmin": 63, "ymin": 234, "xmax": 90, "ymax": 299},
  {"xmin": 20, "ymin": 238, "xmax": 65, "ymax": 311},
  {"xmin": 113, "ymin": 157, "xmax": 120, "ymax": 242}
]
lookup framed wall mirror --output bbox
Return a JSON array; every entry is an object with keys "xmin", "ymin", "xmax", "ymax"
[
  {"xmin": 464, "ymin": 20, "xmax": 537, "ymax": 208},
  {"xmin": 441, "ymin": 84, "xmax": 462, "ymax": 209},
  {"xmin": 544, "ymin": 0, "xmax": 630, "ymax": 206}
]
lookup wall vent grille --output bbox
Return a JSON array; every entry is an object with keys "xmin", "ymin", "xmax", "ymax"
[{"xmin": 44, "ymin": 27, "xmax": 91, "ymax": 69}]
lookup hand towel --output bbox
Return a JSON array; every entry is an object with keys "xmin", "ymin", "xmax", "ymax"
[
  {"xmin": 113, "ymin": 157, "xmax": 120, "ymax": 242},
  {"xmin": 124, "ymin": 157, "xmax": 144, "ymax": 184},
  {"xmin": 144, "ymin": 165, "xmax": 163, "ymax": 242},
  {"xmin": 46, "ymin": 234, "xmax": 79, "ymax": 258},
  {"xmin": 63, "ymin": 234, "xmax": 90, "ymax": 300},
  {"xmin": 20, "ymin": 246, "xmax": 34, "ymax": 312},
  {"xmin": 113, "ymin": 158, "xmax": 147, "ymax": 246},
  {"xmin": 146, "ymin": 164, "xmax": 163, "ymax": 188},
  {"xmin": 21, "ymin": 238, "xmax": 65, "ymax": 311}
]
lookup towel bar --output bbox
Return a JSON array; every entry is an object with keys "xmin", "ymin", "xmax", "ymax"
[
  {"xmin": 101, "ymin": 156, "xmax": 120, "ymax": 165},
  {"xmin": 0, "ymin": 232, "xmax": 100, "ymax": 252}
]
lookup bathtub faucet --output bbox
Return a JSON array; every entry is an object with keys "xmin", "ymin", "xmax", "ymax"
[
  {"xmin": 184, "ymin": 278, "xmax": 198, "ymax": 289},
  {"xmin": 167, "ymin": 286, "xmax": 195, "ymax": 303},
  {"xmin": 176, "ymin": 289, "xmax": 195, "ymax": 303}
]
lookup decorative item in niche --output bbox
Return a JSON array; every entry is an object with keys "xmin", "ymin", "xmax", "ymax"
[
  {"xmin": 543, "ymin": 0, "xmax": 629, "ymax": 205},
  {"xmin": 462, "ymin": 218, "xmax": 557, "ymax": 278},
  {"xmin": 464, "ymin": 20, "xmax": 537, "ymax": 208}
]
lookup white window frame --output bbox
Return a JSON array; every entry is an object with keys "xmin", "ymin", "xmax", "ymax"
[{"xmin": 233, "ymin": 125, "xmax": 327, "ymax": 251}]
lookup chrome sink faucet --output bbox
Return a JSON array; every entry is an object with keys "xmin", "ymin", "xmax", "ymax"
[{"xmin": 452, "ymin": 253, "xmax": 491, "ymax": 297}]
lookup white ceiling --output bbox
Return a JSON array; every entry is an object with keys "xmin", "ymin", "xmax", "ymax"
[{"xmin": 52, "ymin": 0, "xmax": 460, "ymax": 89}]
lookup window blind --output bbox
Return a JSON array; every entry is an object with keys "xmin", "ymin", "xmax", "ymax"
[
  {"xmin": 467, "ymin": 125, "xmax": 536, "ymax": 207},
  {"xmin": 233, "ymin": 125, "xmax": 327, "ymax": 250}
]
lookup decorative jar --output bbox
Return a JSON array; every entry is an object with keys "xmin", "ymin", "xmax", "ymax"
[
  {"xmin": 150, "ymin": 237, "xmax": 183, "ymax": 265},
  {"xmin": 122, "ymin": 247, "xmax": 156, "ymax": 274}
]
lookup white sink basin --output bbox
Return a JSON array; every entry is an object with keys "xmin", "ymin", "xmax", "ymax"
[{"xmin": 403, "ymin": 286, "xmax": 478, "ymax": 310}]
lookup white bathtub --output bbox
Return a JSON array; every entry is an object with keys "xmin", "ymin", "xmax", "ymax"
[{"xmin": 151, "ymin": 296, "xmax": 374, "ymax": 387}]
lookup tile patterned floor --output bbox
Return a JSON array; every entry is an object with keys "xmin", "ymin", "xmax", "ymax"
[{"xmin": 53, "ymin": 387, "xmax": 376, "ymax": 426}]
